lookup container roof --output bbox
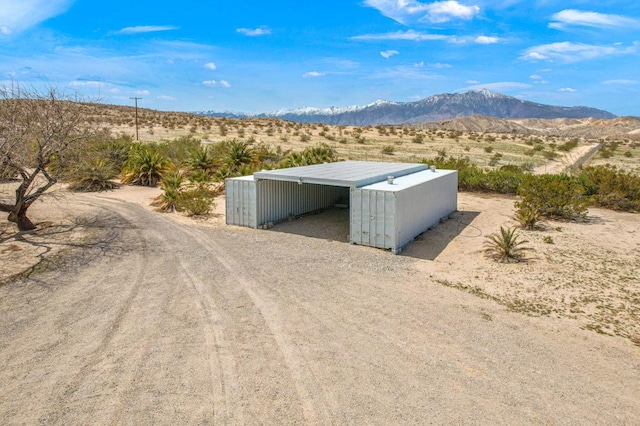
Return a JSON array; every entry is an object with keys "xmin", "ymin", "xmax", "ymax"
[
  {"xmin": 253, "ymin": 161, "xmax": 428, "ymax": 188},
  {"xmin": 359, "ymin": 169, "xmax": 457, "ymax": 192}
]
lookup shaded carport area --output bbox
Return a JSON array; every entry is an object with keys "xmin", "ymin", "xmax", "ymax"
[
  {"xmin": 225, "ymin": 161, "xmax": 457, "ymax": 253},
  {"xmin": 226, "ymin": 161, "xmax": 427, "ymax": 229}
]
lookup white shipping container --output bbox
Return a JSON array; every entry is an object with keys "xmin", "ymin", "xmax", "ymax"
[{"xmin": 350, "ymin": 169, "xmax": 458, "ymax": 253}]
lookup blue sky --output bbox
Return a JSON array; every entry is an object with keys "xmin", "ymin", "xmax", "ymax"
[{"xmin": 0, "ymin": 0, "xmax": 638, "ymax": 115}]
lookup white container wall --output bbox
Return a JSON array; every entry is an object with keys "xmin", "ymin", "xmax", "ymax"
[
  {"xmin": 350, "ymin": 170, "xmax": 458, "ymax": 253},
  {"xmin": 226, "ymin": 176, "xmax": 348, "ymax": 228},
  {"xmin": 225, "ymin": 176, "xmax": 258, "ymax": 228}
]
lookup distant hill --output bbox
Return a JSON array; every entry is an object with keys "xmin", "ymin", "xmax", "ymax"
[
  {"xmin": 198, "ymin": 90, "xmax": 616, "ymax": 125},
  {"xmin": 417, "ymin": 115, "xmax": 640, "ymax": 138}
]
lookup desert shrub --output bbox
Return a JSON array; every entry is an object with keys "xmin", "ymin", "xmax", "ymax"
[
  {"xmin": 185, "ymin": 146, "xmax": 218, "ymax": 175},
  {"xmin": 516, "ymin": 174, "xmax": 588, "ymax": 221},
  {"xmin": 121, "ymin": 144, "xmax": 172, "ymax": 187},
  {"xmin": 177, "ymin": 188, "xmax": 215, "ymax": 216},
  {"xmin": 558, "ymin": 138, "xmax": 579, "ymax": 152},
  {"xmin": 412, "ymin": 134, "xmax": 424, "ymax": 144},
  {"xmin": 484, "ymin": 226, "xmax": 532, "ymax": 263},
  {"xmin": 577, "ymin": 165, "xmax": 640, "ymax": 212},
  {"xmin": 280, "ymin": 143, "xmax": 339, "ymax": 168},
  {"xmin": 381, "ymin": 145, "xmax": 395, "ymax": 155},
  {"xmin": 158, "ymin": 135, "xmax": 202, "ymax": 165},
  {"xmin": 514, "ymin": 203, "xmax": 543, "ymax": 230},
  {"xmin": 66, "ymin": 159, "xmax": 120, "ymax": 192},
  {"xmin": 153, "ymin": 171, "xmax": 184, "ymax": 212}
]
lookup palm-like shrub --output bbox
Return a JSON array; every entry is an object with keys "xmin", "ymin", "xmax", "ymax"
[
  {"xmin": 121, "ymin": 145, "xmax": 172, "ymax": 187},
  {"xmin": 280, "ymin": 143, "xmax": 338, "ymax": 168},
  {"xmin": 225, "ymin": 139, "xmax": 255, "ymax": 169},
  {"xmin": 152, "ymin": 171, "xmax": 184, "ymax": 212},
  {"xmin": 484, "ymin": 226, "xmax": 532, "ymax": 263},
  {"xmin": 514, "ymin": 203, "xmax": 542, "ymax": 230},
  {"xmin": 185, "ymin": 146, "xmax": 218, "ymax": 175},
  {"xmin": 67, "ymin": 159, "xmax": 120, "ymax": 192}
]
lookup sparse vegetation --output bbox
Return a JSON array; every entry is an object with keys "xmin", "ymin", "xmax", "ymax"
[{"xmin": 484, "ymin": 226, "xmax": 532, "ymax": 263}]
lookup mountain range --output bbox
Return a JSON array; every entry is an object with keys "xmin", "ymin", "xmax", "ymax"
[{"xmin": 198, "ymin": 90, "xmax": 616, "ymax": 126}]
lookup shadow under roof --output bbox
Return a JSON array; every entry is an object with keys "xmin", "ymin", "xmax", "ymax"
[{"xmin": 253, "ymin": 161, "xmax": 428, "ymax": 188}]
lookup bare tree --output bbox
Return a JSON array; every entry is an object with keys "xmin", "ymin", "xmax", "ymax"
[{"xmin": 0, "ymin": 85, "xmax": 94, "ymax": 231}]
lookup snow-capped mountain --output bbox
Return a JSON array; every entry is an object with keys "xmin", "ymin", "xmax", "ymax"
[{"xmin": 197, "ymin": 90, "xmax": 615, "ymax": 125}]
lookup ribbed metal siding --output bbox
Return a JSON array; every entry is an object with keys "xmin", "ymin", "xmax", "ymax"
[
  {"xmin": 350, "ymin": 189, "xmax": 396, "ymax": 249},
  {"xmin": 350, "ymin": 171, "xmax": 458, "ymax": 253},
  {"xmin": 395, "ymin": 171, "xmax": 458, "ymax": 249},
  {"xmin": 257, "ymin": 180, "xmax": 347, "ymax": 225},
  {"xmin": 225, "ymin": 177, "xmax": 258, "ymax": 228}
]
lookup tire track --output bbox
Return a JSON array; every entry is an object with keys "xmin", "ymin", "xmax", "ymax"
[
  {"xmin": 83, "ymin": 196, "xmax": 240, "ymax": 424},
  {"xmin": 180, "ymin": 225, "xmax": 330, "ymax": 424},
  {"xmin": 47, "ymin": 199, "xmax": 151, "ymax": 423}
]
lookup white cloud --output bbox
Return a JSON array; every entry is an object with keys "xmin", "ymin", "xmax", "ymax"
[
  {"xmin": 549, "ymin": 9, "xmax": 638, "ymax": 30},
  {"xmin": 380, "ymin": 49, "xmax": 399, "ymax": 59},
  {"xmin": 203, "ymin": 80, "xmax": 230, "ymax": 88},
  {"xmin": 429, "ymin": 62, "xmax": 452, "ymax": 68},
  {"xmin": 529, "ymin": 74, "xmax": 543, "ymax": 80},
  {"xmin": 69, "ymin": 80, "xmax": 103, "ymax": 87},
  {"xmin": 466, "ymin": 80, "xmax": 479, "ymax": 84},
  {"xmin": 236, "ymin": 26, "xmax": 271, "ymax": 36},
  {"xmin": 463, "ymin": 81, "xmax": 531, "ymax": 92},
  {"xmin": 521, "ymin": 42, "xmax": 636, "ymax": 62},
  {"xmin": 475, "ymin": 35, "xmax": 499, "ymax": 44},
  {"xmin": 0, "ymin": 0, "xmax": 73, "ymax": 34},
  {"xmin": 302, "ymin": 71, "xmax": 325, "ymax": 78},
  {"xmin": 602, "ymin": 79, "xmax": 638, "ymax": 85},
  {"xmin": 352, "ymin": 30, "xmax": 450, "ymax": 42},
  {"xmin": 134, "ymin": 90, "xmax": 150, "ymax": 96},
  {"xmin": 559, "ymin": 87, "xmax": 577, "ymax": 92},
  {"xmin": 364, "ymin": 0, "xmax": 479, "ymax": 24},
  {"xmin": 204, "ymin": 62, "xmax": 217, "ymax": 71},
  {"xmin": 157, "ymin": 95, "xmax": 176, "ymax": 101},
  {"xmin": 118, "ymin": 25, "xmax": 179, "ymax": 35},
  {"xmin": 414, "ymin": 61, "xmax": 424, "ymax": 68},
  {"xmin": 424, "ymin": 1, "xmax": 480, "ymax": 23}
]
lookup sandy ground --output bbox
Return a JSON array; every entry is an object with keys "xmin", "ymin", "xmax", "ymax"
[{"xmin": 1, "ymin": 185, "xmax": 639, "ymax": 424}]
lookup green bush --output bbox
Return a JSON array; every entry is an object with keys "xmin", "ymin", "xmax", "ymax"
[
  {"xmin": 516, "ymin": 174, "xmax": 588, "ymax": 221},
  {"xmin": 177, "ymin": 188, "xmax": 215, "ymax": 216},
  {"xmin": 577, "ymin": 165, "xmax": 640, "ymax": 212}
]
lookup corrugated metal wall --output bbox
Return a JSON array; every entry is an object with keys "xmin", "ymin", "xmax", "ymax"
[
  {"xmin": 226, "ymin": 177, "xmax": 348, "ymax": 228},
  {"xmin": 350, "ymin": 171, "xmax": 458, "ymax": 253},
  {"xmin": 225, "ymin": 177, "xmax": 258, "ymax": 228},
  {"xmin": 395, "ymin": 171, "xmax": 458, "ymax": 250},
  {"xmin": 257, "ymin": 180, "xmax": 347, "ymax": 225},
  {"xmin": 350, "ymin": 190, "xmax": 396, "ymax": 250}
]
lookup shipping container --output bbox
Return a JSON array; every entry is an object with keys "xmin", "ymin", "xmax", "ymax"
[
  {"xmin": 350, "ymin": 169, "xmax": 458, "ymax": 253},
  {"xmin": 225, "ymin": 161, "xmax": 457, "ymax": 254}
]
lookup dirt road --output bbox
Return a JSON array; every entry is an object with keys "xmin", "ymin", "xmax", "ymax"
[{"xmin": 1, "ymin": 193, "xmax": 639, "ymax": 424}]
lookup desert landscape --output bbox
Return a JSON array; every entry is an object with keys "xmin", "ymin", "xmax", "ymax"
[{"xmin": 1, "ymin": 104, "xmax": 640, "ymax": 423}]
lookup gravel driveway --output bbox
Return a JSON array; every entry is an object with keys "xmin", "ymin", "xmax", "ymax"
[{"xmin": 1, "ymin": 193, "xmax": 639, "ymax": 424}]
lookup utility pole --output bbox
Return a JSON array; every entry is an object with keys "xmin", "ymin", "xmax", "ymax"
[{"xmin": 130, "ymin": 97, "xmax": 142, "ymax": 140}]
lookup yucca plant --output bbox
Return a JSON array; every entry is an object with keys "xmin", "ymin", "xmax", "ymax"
[
  {"xmin": 66, "ymin": 158, "xmax": 120, "ymax": 192},
  {"xmin": 121, "ymin": 146, "xmax": 172, "ymax": 187},
  {"xmin": 484, "ymin": 226, "xmax": 532, "ymax": 263},
  {"xmin": 225, "ymin": 139, "xmax": 255, "ymax": 170},
  {"xmin": 152, "ymin": 171, "xmax": 184, "ymax": 212},
  {"xmin": 185, "ymin": 146, "xmax": 218, "ymax": 175},
  {"xmin": 514, "ymin": 203, "xmax": 542, "ymax": 230}
]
